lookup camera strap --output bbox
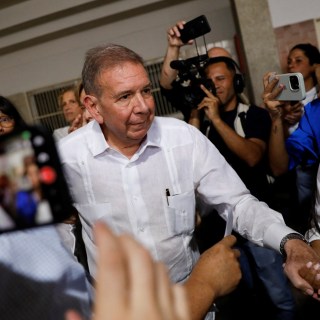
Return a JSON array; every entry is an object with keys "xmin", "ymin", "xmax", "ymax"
[{"xmin": 234, "ymin": 103, "xmax": 249, "ymax": 137}]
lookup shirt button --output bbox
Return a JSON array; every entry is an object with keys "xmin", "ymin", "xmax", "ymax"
[{"xmin": 139, "ymin": 227, "xmax": 144, "ymax": 232}]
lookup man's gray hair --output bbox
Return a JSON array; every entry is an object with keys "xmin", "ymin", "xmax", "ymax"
[{"xmin": 82, "ymin": 43, "xmax": 145, "ymax": 97}]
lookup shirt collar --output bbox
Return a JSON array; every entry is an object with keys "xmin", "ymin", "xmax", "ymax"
[{"xmin": 86, "ymin": 117, "xmax": 161, "ymax": 157}]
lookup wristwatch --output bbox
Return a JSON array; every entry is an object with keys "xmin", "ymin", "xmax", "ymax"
[{"xmin": 280, "ymin": 233, "xmax": 309, "ymax": 260}]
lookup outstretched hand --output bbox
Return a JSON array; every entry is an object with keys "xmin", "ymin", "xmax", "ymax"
[
  {"xmin": 299, "ymin": 262, "xmax": 320, "ymax": 299},
  {"xmin": 65, "ymin": 222, "xmax": 190, "ymax": 320},
  {"xmin": 68, "ymin": 114, "xmax": 83, "ymax": 134},
  {"xmin": 283, "ymin": 239, "xmax": 320, "ymax": 301},
  {"xmin": 183, "ymin": 234, "xmax": 241, "ymax": 320}
]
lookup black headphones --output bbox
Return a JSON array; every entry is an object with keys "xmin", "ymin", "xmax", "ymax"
[{"xmin": 204, "ymin": 56, "xmax": 245, "ymax": 94}]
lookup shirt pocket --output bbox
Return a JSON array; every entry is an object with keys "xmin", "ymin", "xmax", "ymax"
[
  {"xmin": 74, "ymin": 203, "xmax": 115, "ymax": 241},
  {"xmin": 166, "ymin": 189, "xmax": 195, "ymax": 236}
]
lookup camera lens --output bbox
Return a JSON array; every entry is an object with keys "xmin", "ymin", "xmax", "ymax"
[{"xmin": 289, "ymin": 75, "xmax": 300, "ymax": 90}]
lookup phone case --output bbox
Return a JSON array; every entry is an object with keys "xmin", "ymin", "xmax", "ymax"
[
  {"xmin": 0, "ymin": 126, "xmax": 73, "ymax": 233},
  {"xmin": 269, "ymin": 72, "xmax": 306, "ymax": 101},
  {"xmin": 179, "ymin": 15, "xmax": 211, "ymax": 43}
]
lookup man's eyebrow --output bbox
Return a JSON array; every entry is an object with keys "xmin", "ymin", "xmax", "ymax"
[{"xmin": 112, "ymin": 89, "xmax": 132, "ymax": 99}]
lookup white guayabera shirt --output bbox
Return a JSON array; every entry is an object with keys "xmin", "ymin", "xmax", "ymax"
[{"xmin": 58, "ymin": 117, "xmax": 295, "ymax": 282}]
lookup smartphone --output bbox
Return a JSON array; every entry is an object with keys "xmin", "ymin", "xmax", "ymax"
[
  {"xmin": 179, "ymin": 15, "xmax": 211, "ymax": 43},
  {"xmin": 269, "ymin": 72, "xmax": 306, "ymax": 101},
  {"xmin": 0, "ymin": 126, "xmax": 73, "ymax": 233}
]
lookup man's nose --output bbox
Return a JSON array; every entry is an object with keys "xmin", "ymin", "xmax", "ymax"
[{"xmin": 133, "ymin": 94, "xmax": 149, "ymax": 112}]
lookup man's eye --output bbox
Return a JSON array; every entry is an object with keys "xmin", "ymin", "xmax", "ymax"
[
  {"xmin": 142, "ymin": 88, "xmax": 152, "ymax": 95},
  {"xmin": 120, "ymin": 94, "xmax": 130, "ymax": 100}
]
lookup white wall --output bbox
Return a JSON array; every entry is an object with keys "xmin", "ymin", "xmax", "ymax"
[
  {"xmin": 267, "ymin": 0, "xmax": 320, "ymax": 28},
  {"xmin": 0, "ymin": 0, "xmax": 235, "ymax": 97},
  {"xmin": 1, "ymin": 0, "xmax": 319, "ymax": 97}
]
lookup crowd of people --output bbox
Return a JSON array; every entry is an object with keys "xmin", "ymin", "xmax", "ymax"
[{"xmin": 0, "ymin": 16, "xmax": 320, "ymax": 320}]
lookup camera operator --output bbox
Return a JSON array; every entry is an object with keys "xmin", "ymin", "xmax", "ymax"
[
  {"xmin": 160, "ymin": 21, "xmax": 231, "ymax": 122},
  {"xmin": 160, "ymin": 20, "xmax": 248, "ymax": 128}
]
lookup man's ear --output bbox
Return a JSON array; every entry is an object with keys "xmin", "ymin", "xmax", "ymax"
[{"xmin": 83, "ymin": 95, "xmax": 104, "ymax": 124}]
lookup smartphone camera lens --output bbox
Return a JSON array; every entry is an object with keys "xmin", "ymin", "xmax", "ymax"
[{"xmin": 289, "ymin": 75, "xmax": 300, "ymax": 90}]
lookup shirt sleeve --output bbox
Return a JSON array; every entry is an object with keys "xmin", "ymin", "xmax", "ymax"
[{"xmin": 190, "ymin": 124, "xmax": 296, "ymax": 252}]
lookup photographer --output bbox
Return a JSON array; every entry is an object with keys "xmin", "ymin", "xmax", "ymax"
[{"xmin": 160, "ymin": 20, "xmax": 232, "ymax": 123}]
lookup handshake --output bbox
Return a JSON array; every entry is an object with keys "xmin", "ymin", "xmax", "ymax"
[{"xmin": 300, "ymin": 261, "xmax": 320, "ymax": 298}]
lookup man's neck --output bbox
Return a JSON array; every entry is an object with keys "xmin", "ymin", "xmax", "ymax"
[
  {"xmin": 222, "ymin": 97, "xmax": 238, "ymax": 112},
  {"xmin": 102, "ymin": 126, "xmax": 145, "ymax": 159}
]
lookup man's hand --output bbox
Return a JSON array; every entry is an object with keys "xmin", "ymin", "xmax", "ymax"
[
  {"xmin": 184, "ymin": 234, "xmax": 241, "ymax": 320},
  {"xmin": 167, "ymin": 20, "xmax": 193, "ymax": 48},
  {"xmin": 283, "ymin": 239, "xmax": 320, "ymax": 301},
  {"xmin": 66, "ymin": 222, "xmax": 190, "ymax": 320},
  {"xmin": 68, "ymin": 114, "xmax": 83, "ymax": 134},
  {"xmin": 299, "ymin": 262, "xmax": 320, "ymax": 298},
  {"xmin": 198, "ymin": 84, "xmax": 221, "ymax": 123}
]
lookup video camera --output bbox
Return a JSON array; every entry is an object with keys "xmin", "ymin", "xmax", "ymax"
[{"xmin": 169, "ymin": 15, "xmax": 216, "ymax": 109}]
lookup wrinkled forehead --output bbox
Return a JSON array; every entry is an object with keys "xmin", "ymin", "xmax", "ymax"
[{"xmin": 98, "ymin": 62, "xmax": 149, "ymax": 87}]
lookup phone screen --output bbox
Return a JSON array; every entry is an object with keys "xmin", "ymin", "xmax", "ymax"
[{"xmin": 0, "ymin": 127, "xmax": 72, "ymax": 232}]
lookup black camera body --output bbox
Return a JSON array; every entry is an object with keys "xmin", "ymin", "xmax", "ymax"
[
  {"xmin": 170, "ymin": 54, "xmax": 216, "ymax": 108},
  {"xmin": 168, "ymin": 15, "xmax": 215, "ymax": 110}
]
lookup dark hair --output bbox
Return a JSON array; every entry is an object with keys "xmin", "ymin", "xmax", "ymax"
[
  {"xmin": 204, "ymin": 56, "xmax": 239, "ymax": 73},
  {"xmin": 289, "ymin": 43, "xmax": 320, "ymax": 86},
  {"xmin": 0, "ymin": 96, "xmax": 27, "ymax": 129},
  {"xmin": 204, "ymin": 56, "xmax": 245, "ymax": 94},
  {"xmin": 82, "ymin": 43, "xmax": 145, "ymax": 97},
  {"xmin": 289, "ymin": 43, "xmax": 320, "ymax": 65}
]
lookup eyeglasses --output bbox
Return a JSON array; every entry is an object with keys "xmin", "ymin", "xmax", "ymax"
[{"xmin": 0, "ymin": 116, "xmax": 14, "ymax": 128}]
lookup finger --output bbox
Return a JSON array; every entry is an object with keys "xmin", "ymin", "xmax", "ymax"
[
  {"xmin": 299, "ymin": 262, "xmax": 317, "ymax": 285},
  {"xmin": 172, "ymin": 284, "xmax": 191, "ymax": 320},
  {"xmin": 120, "ymin": 235, "xmax": 160, "ymax": 316},
  {"xmin": 263, "ymin": 71, "xmax": 276, "ymax": 89},
  {"xmin": 220, "ymin": 234, "xmax": 237, "ymax": 247},
  {"xmin": 93, "ymin": 222, "xmax": 129, "ymax": 314},
  {"xmin": 200, "ymin": 84, "xmax": 215, "ymax": 98},
  {"xmin": 176, "ymin": 21, "xmax": 186, "ymax": 29},
  {"xmin": 154, "ymin": 263, "xmax": 176, "ymax": 319},
  {"xmin": 284, "ymin": 264, "xmax": 315, "ymax": 297},
  {"xmin": 172, "ymin": 25, "xmax": 182, "ymax": 37},
  {"xmin": 290, "ymin": 101, "xmax": 301, "ymax": 109},
  {"xmin": 233, "ymin": 248, "xmax": 241, "ymax": 259},
  {"xmin": 64, "ymin": 310, "xmax": 83, "ymax": 320}
]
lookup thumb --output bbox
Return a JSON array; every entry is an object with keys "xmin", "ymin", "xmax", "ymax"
[{"xmin": 220, "ymin": 234, "xmax": 237, "ymax": 247}]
